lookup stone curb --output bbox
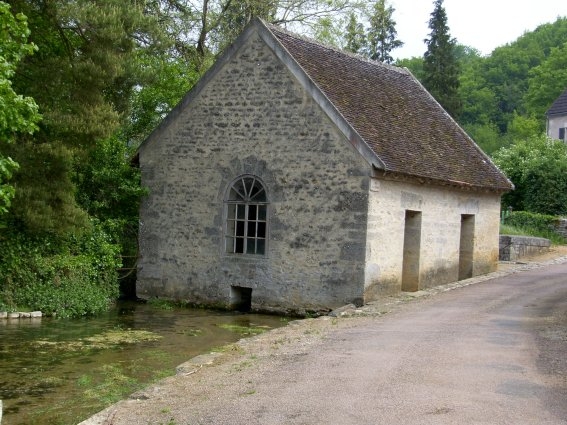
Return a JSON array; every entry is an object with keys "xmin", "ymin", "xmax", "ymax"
[{"xmin": 0, "ymin": 311, "xmax": 42, "ymax": 320}]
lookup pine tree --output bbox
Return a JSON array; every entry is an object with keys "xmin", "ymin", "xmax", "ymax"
[
  {"xmin": 423, "ymin": 0, "xmax": 462, "ymax": 119},
  {"xmin": 366, "ymin": 0, "xmax": 403, "ymax": 64},
  {"xmin": 7, "ymin": 0, "xmax": 162, "ymax": 235},
  {"xmin": 344, "ymin": 12, "xmax": 366, "ymax": 55}
]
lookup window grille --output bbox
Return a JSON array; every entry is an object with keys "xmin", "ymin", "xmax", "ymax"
[{"xmin": 225, "ymin": 176, "xmax": 268, "ymax": 255}]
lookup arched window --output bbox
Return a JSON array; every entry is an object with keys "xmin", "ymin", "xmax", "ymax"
[{"xmin": 225, "ymin": 175, "xmax": 268, "ymax": 255}]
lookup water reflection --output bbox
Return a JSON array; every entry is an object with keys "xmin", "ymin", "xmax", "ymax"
[{"xmin": 0, "ymin": 301, "xmax": 286, "ymax": 424}]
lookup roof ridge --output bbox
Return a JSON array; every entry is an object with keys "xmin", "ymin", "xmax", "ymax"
[{"xmin": 264, "ymin": 21, "xmax": 411, "ymax": 77}]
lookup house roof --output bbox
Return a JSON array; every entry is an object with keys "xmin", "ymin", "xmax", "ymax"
[
  {"xmin": 264, "ymin": 23, "xmax": 512, "ymax": 192},
  {"xmin": 140, "ymin": 19, "xmax": 512, "ymax": 192},
  {"xmin": 547, "ymin": 88, "xmax": 567, "ymax": 117}
]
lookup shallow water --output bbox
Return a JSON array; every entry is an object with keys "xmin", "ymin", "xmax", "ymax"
[{"xmin": 0, "ymin": 302, "xmax": 287, "ymax": 424}]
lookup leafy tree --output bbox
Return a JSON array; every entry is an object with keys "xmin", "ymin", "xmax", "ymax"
[
  {"xmin": 481, "ymin": 17, "xmax": 567, "ymax": 132},
  {"xmin": 506, "ymin": 112, "xmax": 543, "ymax": 141},
  {"xmin": 396, "ymin": 56, "xmax": 425, "ymax": 81},
  {"xmin": 213, "ymin": 0, "xmax": 277, "ymax": 50},
  {"xmin": 463, "ymin": 122, "xmax": 507, "ymax": 155},
  {"xmin": 365, "ymin": 0, "xmax": 403, "ymax": 63},
  {"xmin": 0, "ymin": 2, "xmax": 40, "ymax": 220},
  {"xmin": 313, "ymin": 16, "xmax": 343, "ymax": 47},
  {"xmin": 493, "ymin": 134, "xmax": 567, "ymax": 215},
  {"xmin": 124, "ymin": 49, "xmax": 202, "ymax": 147},
  {"xmin": 74, "ymin": 135, "xmax": 147, "ymax": 294},
  {"xmin": 7, "ymin": 0, "xmax": 160, "ymax": 235},
  {"xmin": 525, "ymin": 42, "xmax": 567, "ymax": 120},
  {"xmin": 423, "ymin": 0, "xmax": 461, "ymax": 119},
  {"xmin": 344, "ymin": 12, "xmax": 366, "ymax": 54}
]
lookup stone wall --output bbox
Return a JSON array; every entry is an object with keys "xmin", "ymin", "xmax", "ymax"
[
  {"xmin": 365, "ymin": 179, "xmax": 502, "ymax": 298},
  {"xmin": 499, "ymin": 235, "xmax": 550, "ymax": 261},
  {"xmin": 554, "ymin": 218, "xmax": 567, "ymax": 239},
  {"xmin": 137, "ymin": 29, "xmax": 370, "ymax": 313}
]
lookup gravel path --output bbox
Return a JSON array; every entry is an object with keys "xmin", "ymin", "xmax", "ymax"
[{"xmin": 82, "ymin": 248, "xmax": 567, "ymax": 425}]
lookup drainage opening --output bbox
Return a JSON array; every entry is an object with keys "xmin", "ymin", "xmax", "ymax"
[{"xmin": 230, "ymin": 286, "xmax": 252, "ymax": 312}]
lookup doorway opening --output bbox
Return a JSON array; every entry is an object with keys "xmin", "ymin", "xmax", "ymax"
[
  {"xmin": 230, "ymin": 286, "xmax": 252, "ymax": 312},
  {"xmin": 459, "ymin": 214, "xmax": 475, "ymax": 280},
  {"xmin": 402, "ymin": 210, "xmax": 422, "ymax": 292}
]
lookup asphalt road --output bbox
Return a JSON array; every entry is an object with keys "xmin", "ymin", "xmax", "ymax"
[{"xmin": 86, "ymin": 262, "xmax": 567, "ymax": 424}]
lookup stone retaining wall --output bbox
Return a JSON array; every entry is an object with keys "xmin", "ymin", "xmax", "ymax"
[
  {"xmin": 554, "ymin": 219, "xmax": 567, "ymax": 239},
  {"xmin": 499, "ymin": 235, "xmax": 550, "ymax": 261}
]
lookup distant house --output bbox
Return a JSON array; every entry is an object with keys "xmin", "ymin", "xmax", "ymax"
[
  {"xmin": 135, "ymin": 19, "xmax": 513, "ymax": 314},
  {"xmin": 547, "ymin": 88, "xmax": 567, "ymax": 142}
]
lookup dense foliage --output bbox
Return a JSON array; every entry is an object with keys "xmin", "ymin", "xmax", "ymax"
[
  {"xmin": 493, "ymin": 135, "xmax": 567, "ymax": 216},
  {"xmin": 501, "ymin": 211, "xmax": 566, "ymax": 245},
  {"xmin": 0, "ymin": 222, "xmax": 120, "ymax": 317},
  {"xmin": 0, "ymin": 2, "xmax": 40, "ymax": 221}
]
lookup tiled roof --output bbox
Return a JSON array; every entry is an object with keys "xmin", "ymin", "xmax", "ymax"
[
  {"xmin": 547, "ymin": 88, "xmax": 567, "ymax": 116},
  {"xmin": 267, "ymin": 23, "xmax": 512, "ymax": 192}
]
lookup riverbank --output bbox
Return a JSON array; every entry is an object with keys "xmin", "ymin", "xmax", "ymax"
[{"xmin": 81, "ymin": 246, "xmax": 567, "ymax": 424}]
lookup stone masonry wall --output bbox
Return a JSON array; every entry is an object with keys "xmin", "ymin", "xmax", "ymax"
[
  {"xmin": 499, "ymin": 235, "xmax": 550, "ymax": 261},
  {"xmin": 365, "ymin": 179, "xmax": 502, "ymax": 298},
  {"xmin": 137, "ymin": 29, "xmax": 371, "ymax": 312},
  {"xmin": 554, "ymin": 218, "xmax": 567, "ymax": 238}
]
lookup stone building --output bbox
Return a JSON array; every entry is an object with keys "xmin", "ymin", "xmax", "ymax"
[
  {"xmin": 546, "ymin": 88, "xmax": 567, "ymax": 142},
  {"xmin": 136, "ymin": 19, "xmax": 513, "ymax": 313}
]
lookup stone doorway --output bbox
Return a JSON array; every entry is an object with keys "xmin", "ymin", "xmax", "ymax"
[
  {"xmin": 402, "ymin": 210, "xmax": 422, "ymax": 292},
  {"xmin": 459, "ymin": 214, "xmax": 475, "ymax": 280}
]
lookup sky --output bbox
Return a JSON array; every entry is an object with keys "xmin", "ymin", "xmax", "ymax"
[{"xmin": 389, "ymin": 0, "xmax": 566, "ymax": 59}]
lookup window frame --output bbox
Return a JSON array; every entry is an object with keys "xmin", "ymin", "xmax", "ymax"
[{"xmin": 224, "ymin": 175, "xmax": 269, "ymax": 256}]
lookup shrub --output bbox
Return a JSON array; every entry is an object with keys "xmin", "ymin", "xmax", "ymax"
[
  {"xmin": 0, "ymin": 220, "xmax": 120, "ymax": 317},
  {"xmin": 493, "ymin": 135, "xmax": 567, "ymax": 215},
  {"xmin": 501, "ymin": 211, "xmax": 566, "ymax": 244}
]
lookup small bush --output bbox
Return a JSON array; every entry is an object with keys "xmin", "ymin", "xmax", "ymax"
[{"xmin": 0, "ymin": 220, "xmax": 120, "ymax": 317}]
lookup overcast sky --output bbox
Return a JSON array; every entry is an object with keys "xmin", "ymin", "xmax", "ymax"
[{"xmin": 389, "ymin": 0, "xmax": 566, "ymax": 59}]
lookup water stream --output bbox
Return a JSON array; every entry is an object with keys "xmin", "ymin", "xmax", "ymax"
[{"xmin": 0, "ymin": 301, "xmax": 287, "ymax": 424}]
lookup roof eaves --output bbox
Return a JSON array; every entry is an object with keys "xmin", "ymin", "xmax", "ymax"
[{"xmin": 373, "ymin": 166, "xmax": 514, "ymax": 193}]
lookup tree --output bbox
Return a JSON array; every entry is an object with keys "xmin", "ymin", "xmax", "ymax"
[
  {"xmin": 493, "ymin": 134, "xmax": 567, "ymax": 215},
  {"xmin": 7, "ymin": 0, "xmax": 161, "ymax": 235},
  {"xmin": 0, "ymin": 2, "xmax": 40, "ymax": 220},
  {"xmin": 525, "ymin": 42, "xmax": 567, "ymax": 120},
  {"xmin": 481, "ymin": 17, "xmax": 567, "ymax": 132},
  {"xmin": 396, "ymin": 56, "xmax": 425, "ymax": 80},
  {"xmin": 463, "ymin": 122, "xmax": 507, "ymax": 156},
  {"xmin": 313, "ymin": 16, "xmax": 343, "ymax": 47},
  {"xmin": 344, "ymin": 12, "xmax": 366, "ymax": 54},
  {"xmin": 423, "ymin": 0, "xmax": 461, "ymax": 119},
  {"xmin": 365, "ymin": 0, "xmax": 403, "ymax": 63}
]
